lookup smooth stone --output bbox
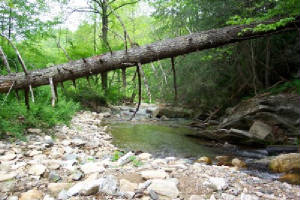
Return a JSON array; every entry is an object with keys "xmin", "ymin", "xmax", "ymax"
[
  {"xmin": 72, "ymin": 138, "xmax": 86, "ymax": 146},
  {"xmin": 44, "ymin": 136, "xmax": 54, "ymax": 146},
  {"xmin": 216, "ymin": 156, "xmax": 232, "ymax": 166},
  {"xmin": 29, "ymin": 150, "xmax": 42, "ymax": 157},
  {"xmin": 120, "ymin": 179, "xmax": 138, "ymax": 193},
  {"xmin": 48, "ymin": 183, "xmax": 72, "ymax": 196},
  {"xmin": 140, "ymin": 170, "xmax": 168, "ymax": 180},
  {"xmin": 28, "ymin": 164, "xmax": 46, "ymax": 176},
  {"xmin": 221, "ymin": 193, "xmax": 236, "ymax": 200},
  {"xmin": 19, "ymin": 189, "xmax": 43, "ymax": 200},
  {"xmin": 0, "ymin": 172, "xmax": 17, "ymax": 182},
  {"xmin": 279, "ymin": 173, "xmax": 300, "ymax": 184},
  {"xmin": 196, "ymin": 156, "xmax": 212, "ymax": 165},
  {"xmin": 147, "ymin": 179, "xmax": 179, "ymax": 199},
  {"xmin": 231, "ymin": 158, "xmax": 246, "ymax": 168},
  {"xmin": 64, "ymin": 154, "xmax": 78, "ymax": 161},
  {"xmin": 249, "ymin": 120, "xmax": 272, "ymax": 140},
  {"xmin": 80, "ymin": 162, "xmax": 105, "ymax": 174},
  {"xmin": 67, "ymin": 179, "xmax": 102, "ymax": 196}
]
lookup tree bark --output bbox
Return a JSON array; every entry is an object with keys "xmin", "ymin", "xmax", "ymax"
[
  {"xmin": 122, "ymin": 68, "xmax": 126, "ymax": 89},
  {"xmin": 0, "ymin": 17, "xmax": 298, "ymax": 93}
]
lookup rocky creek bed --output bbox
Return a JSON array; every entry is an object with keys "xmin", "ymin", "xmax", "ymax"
[{"xmin": 0, "ymin": 111, "xmax": 299, "ymax": 200}]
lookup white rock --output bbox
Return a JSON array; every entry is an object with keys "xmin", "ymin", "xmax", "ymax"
[
  {"xmin": 138, "ymin": 153, "xmax": 152, "ymax": 160},
  {"xmin": 7, "ymin": 196, "xmax": 18, "ymax": 200},
  {"xmin": 204, "ymin": 177, "xmax": 228, "ymax": 191},
  {"xmin": 80, "ymin": 162, "xmax": 105, "ymax": 174},
  {"xmin": 29, "ymin": 150, "xmax": 42, "ymax": 157},
  {"xmin": 140, "ymin": 170, "xmax": 169, "ymax": 180},
  {"xmin": 43, "ymin": 195, "xmax": 55, "ymax": 200},
  {"xmin": 241, "ymin": 193, "xmax": 259, "ymax": 200},
  {"xmin": 28, "ymin": 164, "xmax": 46, "ymax": 176},
  {"xmin": 189, "ymin": 195, "xmax": 203, "ymax": 200},
  {"xmin": 0, "ymin": 172, "xmax": 17, "ymax": 182},
  {"xmin": 221, "ymin": 193, "xmax": 236, "ymax": 200},
  {"xmin": 147, "ymin": 179, "xmax": 179, "ymax": 199},
  {"xmin": 0, "ymin": 153, "xmax": 16, "ymax": 161},
  {"xmin": 249, "ymin": 121, "xmax": 272, "ymax": 140}
]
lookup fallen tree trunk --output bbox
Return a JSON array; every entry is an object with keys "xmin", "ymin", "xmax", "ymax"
[{"xmin": 0, "ymin": 17, "xmax": 299, "ymax": 93}]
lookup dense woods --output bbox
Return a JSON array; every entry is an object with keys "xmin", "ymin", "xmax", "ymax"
[{"xmin": 0, "ymin": 0, "xmax": 299, "ymax": 137}]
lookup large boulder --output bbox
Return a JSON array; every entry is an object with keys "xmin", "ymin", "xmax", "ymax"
[
  {"xmin": 269, "ymin": 153, "xmax": 300, "ymax": 173},
  {"xmin": 153, "ymin": 105, "xmax": 193, "ymax": 118}
]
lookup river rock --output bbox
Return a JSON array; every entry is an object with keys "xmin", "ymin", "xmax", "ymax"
[
  {"xmin": 48, "ymin": 183, "xmax": 72, "ymax": 196},
  {"xmin": 269, "ymin": 153, "xmax": 300, "ymax": 172},
  {"xmin": 279, "ymin": 173, "xmax": 300, "ymax": 184},
  {"xmin": 27, "ymin": 128, "xmax": 43, "ymax": 135},
  {"xmin": 153, "ymin": 105, "xmax": 193, "ymax": 118},
  {"xmin": 117, "ymin": 151, "xmax": 135, "ymax": 166},
  {"xmin": 7, "ymin": 196, "xmax": 18, "ymax": 200},
  {"xmin": 28, "ymin": 164, "xmax": 46, "ymax": 176},
  {"xmin": 67, "ymin": 179, "xmax": 99, "ymax": 196},
  {"xmin": 249, "ymin": 121, "xmax": 272, "ymax": 140},
  {"xmin": 240, "ymin": 193, "xmax": 259, "ymax": 200},
  {"xmin": 120, "ymin": 179, "xmax": 138, "ymax": 193},
  {"xmin": 231, "ymin": 158, "xmax": 246, "ymax": 168},
  {"xmin": 72, "ymin": 138, "xmax": 86, "ymax": 146},
  {"xmin": 196, "ymin": 156, "xmax": 212, "ymax": 165},
  {"xmin": 189, "ymin": 195, "xmax": 203, "ymax": 200},
  {"xmin": 0, "ymin": 152, "xmax": 16, "ymax": 161},
  {"xmin": 49, "ymin": 171, "xmax": 61, "ymax": 182},
  {"xmin": 80, "ymin": 162, "xmax": 105, "ymax": 174},
  {"xmin": 71, "ymin": 171, "xmax": 83, "ymax": 181},
  {"xmin": 138, "ymin": 153, "xmax": 152, "ymax": 160},
  {"xmin": 0, "ymin": 172, "xmax": 17, "ymax": 182},
  {"xmin": 140, "ymin": 170, "xmax": 169, "ymax": 180},
  {"xmin": 147, "ymin": 179, "xmax": 179, "ymax": 199},
  {"xmin": 0, "ymin": 180, "xmax": 15, "ymax": 192},
  {"xmin": 216, "ymin": 156, "xmax": 232, "ymax": 166},
  {"xmin": 98, "ymin": 175, "xmax": 120, "ymax": 196},
  {"xmin": 204, "ymin": 177, "xmax": 228, "ymax": 191},
  {"xmin": 149, "ymin": 189, "xmax": 159, "ymax": 200},
  {"xmin": 20, "ymin": 189, "xmax": 43, "ymax": 200}
]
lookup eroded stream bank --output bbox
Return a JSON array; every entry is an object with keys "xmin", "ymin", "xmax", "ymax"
[{"xmin": 1, "ymin": 109, "xmax": 299, "ymax": 200}]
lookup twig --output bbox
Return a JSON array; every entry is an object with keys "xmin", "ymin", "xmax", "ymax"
[
  {"xmin": 0, "ymin": 46, "xmax": 11, "ymax": 73},
  {"xmin": 49, "ymin": 77, "xmax": 56, "ymax": 107}
]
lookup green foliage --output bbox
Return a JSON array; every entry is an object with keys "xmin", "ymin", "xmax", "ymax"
[
  {"xmin": 0, "ymin": 87, "xmax": 80, "ymax": 139},
  {"xmin": 111, "ymin": 150, "xmax": 124, "ymax": 162},
  {"xmin": 267, "ymin": 79, "xmax": 300, "ymax": 95},
  {"xmin": 130, "ymin": 156, "xmax": 143, "ymax": 167}
]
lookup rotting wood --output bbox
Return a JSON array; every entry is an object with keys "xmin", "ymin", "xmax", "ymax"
[
  {"xmin": 0, "ymin": 17, "xmax": 299, "ymax": 93},
  {"xmin": 49, "ymin": 77, "xmax": 56, "ymax": 107}
]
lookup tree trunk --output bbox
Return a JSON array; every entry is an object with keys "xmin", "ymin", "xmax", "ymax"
[
  {"xmin": 101, "ymin": 1, "xmax": 109, "ymax": 91},
  {"xmin": 171, "ymin": 57, "xmax": 178, "ymax": 103},
  {"xmin": 139, "ymin": 67, "xmax": 152, "ymax": 103},
  {"xmin": 122, "ymin": 68, "xmax": 126, "ymax": 89},
  {"xmin": 0, "ymin": 17, "xmax": 298, "ymax": 93},
  {"xmin": 265, "ymin": 38, "xmax": 271, "ymax": 88}
]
